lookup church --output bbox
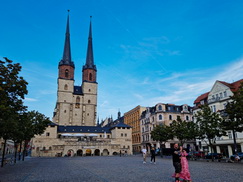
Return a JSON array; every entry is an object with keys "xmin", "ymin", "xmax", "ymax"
[{"xmin": 31, "ymin": 13, "xmax": 132, "ymax": 157}]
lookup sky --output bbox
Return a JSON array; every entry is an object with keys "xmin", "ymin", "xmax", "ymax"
[{"xmin": 1, "ymin": 0, "xmax": 243, "ymax": 121}]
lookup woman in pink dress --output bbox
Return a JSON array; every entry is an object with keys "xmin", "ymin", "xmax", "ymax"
[{"xmin": 179, "ymin": 147, "xmax": 192, "ymax": 182}]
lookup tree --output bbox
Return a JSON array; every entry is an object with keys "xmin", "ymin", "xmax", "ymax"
[
  {"xmin": 151, "ymin": 125, "xmax": 173, "ymax": 157},
  {"xmin": 170, "ymin": 117, "xmax": 199, "ymax": 146},
  {"xmin": 0, "ymin": 57, "xmax": 28, "ymax": 167},
  {"xmin": 18, "ymin": 110, "xmax": 51, "ymax": 161},
  {"xmin": 222, "ymin": 81, "xmax": 243, "ymax": 154},
  {"xmin": 194, "ymin": 105, "xmax": 225, "ymax": 160}
]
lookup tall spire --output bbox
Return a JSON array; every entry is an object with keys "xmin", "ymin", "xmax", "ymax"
[
  {"xmin": 83, "ymin": 16, "xmax": 96, "ymax": 71},
  {"xmin": 59, "ymin": 10, "xmax": 74, "ymax": 68}
]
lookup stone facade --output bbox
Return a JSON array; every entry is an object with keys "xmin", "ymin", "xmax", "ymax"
[{"xmin": 31, "ymin": 15, "xmax": 132, "ymax": 157}]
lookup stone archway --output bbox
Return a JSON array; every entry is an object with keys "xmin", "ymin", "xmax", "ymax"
[
  {"xmin": 103, "ymin": 149, "xmax": 109, "ymax": 156},
  {"xmin": 77, "ymin": 149, "xmax": 83, "ymax": 156},
  {"xmin": 94, "ymin": 149, "xmax": 100, "ymax": 156},
  {"xmin": 67, "ymin": 149, "xmax": 74, "ymax": 157},
  {"xmin": 86, "ymin": 149, "xmax": 92, "ymax": 156},
  {"xmin": 113, "ymin": 152, "xmax": 118, "ymax": 156}
]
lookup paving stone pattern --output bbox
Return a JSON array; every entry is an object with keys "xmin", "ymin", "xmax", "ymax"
[{"xmin": 0, "ymin": 155, "xmax": 242, "ymax": 182}]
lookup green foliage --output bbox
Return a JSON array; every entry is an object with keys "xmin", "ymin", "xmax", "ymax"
[
  {"xmin": 170, "ymin": 117, "xmax": 198, "ymax": 145},
  {"xmin": 195, "ymin": 105, "xmax": 225, "ymax": 148},
  {"xmin": 222, "ymin": 81, "xmax": 243, "ymax": 132},
  {"xmin": 0, "ymin": 57, "xmax": 28, "ymax": 140},
  {"xmin": 151, "ymin": 125, "xmax": 173, "ymax": 144}
]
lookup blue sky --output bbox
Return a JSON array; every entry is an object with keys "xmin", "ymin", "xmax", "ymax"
[{"xmin": 1, "ymin": 0, "xmax": 243, "ymax": 121}]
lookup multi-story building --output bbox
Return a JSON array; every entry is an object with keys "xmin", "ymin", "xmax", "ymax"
[
  {"xmin": 31, "ymin": 14, "xmax": 132, "ymax": 157},
  {"xmin": 193, "ymin": 79, "xmax": 243, "ymax": 157},
  {"xmin": 140, "ymin": 103, "xmax": 193, "ymax": 152},
  {"xmin": 124, "ymin": 105, "xmax": 146, "ymax": 153}
]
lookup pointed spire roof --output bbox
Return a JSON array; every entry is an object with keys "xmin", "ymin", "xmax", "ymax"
[
  {"xmin": 83, "ymin": 16, "xmax": 96, "ymax": 71},
  {"xmin": 59, "ymin": 10, "xmax": 74, "ymax": 68}
]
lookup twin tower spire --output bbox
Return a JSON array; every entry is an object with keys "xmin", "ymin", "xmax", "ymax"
[{"xmin": 59, "ymin": 11, "xmax": 96, "ymax": 80}]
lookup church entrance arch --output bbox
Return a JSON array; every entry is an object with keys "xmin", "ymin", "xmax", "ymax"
[
  {"xmin": 86, "ymin": 149, "xmax": 92, "ymax": 156},
  {"xmin": 77, "ymin": 149, "xmax": 83, "ymax": 156},
  {"xmin": 103, "ymin": 149, "xmax": 109, "ymax": 156},
  {"xmin": 94, "ymin": 149, "xmax": 100, "ymax": 156},
  {"xmin": 67, "ymin": 149, "xmax": 74, "ymax": 157}
]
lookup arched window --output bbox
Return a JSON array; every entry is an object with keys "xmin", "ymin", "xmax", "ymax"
[
  {"xmin": 158, "ymin": 105, "xmax": 162, "ymax": 110},
  {"xmin": 64, "ymin": 84, "xmax": 68, "ymax": 90},
  {"xmin": 88, "ymin": 100, "xmax": 91, "ymax": 103},
  {"xmin": 159, "ymin": 114, "xmax": 162, "ymax": 120},
  {"xmin": 65, "ymin": 69, "xmax": 69, "ymax": 78},
  {"xmin": 89, "ymin": 73, "xmax": 92, "ymax": 81},
  {"xmin": 169, "ymin": 115, "xmax": 172, "ymax": 120},
  {"xmin": 76, "ymin": 96, "xmax": 80, "ymax": 103},
  {"xmin": 186, "ymin": 116, "xmax": 189, "ymax": 120}
]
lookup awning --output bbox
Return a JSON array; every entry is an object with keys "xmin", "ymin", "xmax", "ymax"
[{"xmin": 61, "ymin": 133, "xmax": 73, "ymax": 137}]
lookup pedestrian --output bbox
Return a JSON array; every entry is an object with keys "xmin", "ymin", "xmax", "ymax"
[
  {"xmin": 179, "ymin": 146, "xmax": 192, "ymax": 182},
  {"xmin": 142, "ymin": 146, "xmax": 147, "ymax": 164},
  {"xmin": 150, "ymin": 146, "xmax": 156, "ymax": 164},
  {"xmin": 172, "ymin": 143, "xmax": 181, "ymax": 182}
]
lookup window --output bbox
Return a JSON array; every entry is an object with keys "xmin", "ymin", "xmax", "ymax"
[
  {"xmin": 220, "ymin": 93, "xmax": 223, "ymax": 98},
  {"xmin": 121, "ymin": 133, "xmax": 123, "ymax": 137},
  {"xmin": 186, "ymin": 116, "xmax": 189, "ymax": 120},
  {"xmin": 76, "ymin": 96, "xmax": 80, "ymax": 103},
  {"xmin": 159, "ymin": 114, "xmax": 162, "ymax": 120},
  {"xmin": 224, "ymin": 91, "xmax": 227, "ymax": 97},
  {"xmin": 64, "ymin": 84, "xmax": 68, "ymax": 90},
  {"xmin": 65, "ymin": 69, "xmax": 69, "ymax": 78},
  {"xmin": 88, "ymin": 100, "xmax": 91, "ymax": 104},
  {"xmin": 89, "ymin": 73, "xmax": 92, "ymax": 81},
  {"xmin": 125, "ymin": 133, "xmax": 127, "ymax": 137},
  {"xmin": 158, "ymin": 105, "xmax": 162, "ymax": 110},
  {"xmin": 228, "ymin": 131, "xmax": 232, "ymax": 139},
  {"xmin": 169, "ymin": 115, "xmax": 172, "ymax": 120},
  {"xmin": 46, "ymin": 132, "xmax": 50, "ymax": 137}
]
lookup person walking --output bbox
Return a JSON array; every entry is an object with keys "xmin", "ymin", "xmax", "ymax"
[
  {"xmin": 172, "ymin": 143, "xmax": 181, "ymax": 182},
  {"xmin": 179, "ymin": 147, "xmax": 192, "ymax": 182},
  {"xmin": 150, "ymin": 146, "xmax": 156, "ymax": 164},
  {"xmin": 142, "ymin": 146, "xmax": 147, "ymax": 164}
]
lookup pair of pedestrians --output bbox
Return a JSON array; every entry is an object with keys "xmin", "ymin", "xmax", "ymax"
[
  {"xmin": 172, "ymin": 143, "xmax": 192, "ymax": 182},
  {"xmin": 141, "ymin": 146, "xmax": 156, "ymax": 164}
]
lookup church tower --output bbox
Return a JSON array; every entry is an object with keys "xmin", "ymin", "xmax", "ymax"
[
  {"xmin": 53, "ymin": 14, "xmax": 97, "ymax": 126},
  {"xmin": 53, "ymin": 12, "xmax": 75, "ymax": 125},
  {"xmin": 82, "ymin": 17, "xmax": 97, "ymax": 126}
]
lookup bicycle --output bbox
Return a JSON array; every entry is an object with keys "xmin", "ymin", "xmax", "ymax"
[{"xmin": 2, "ymin": 157, "xmax": 15, "ymax": 166}]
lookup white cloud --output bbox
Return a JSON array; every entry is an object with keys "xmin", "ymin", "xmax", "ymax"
[{"xmin": 25, "ymin": 98, "xmax": 38, "ymax": 102}]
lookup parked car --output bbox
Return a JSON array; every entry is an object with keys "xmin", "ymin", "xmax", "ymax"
[
  {"xmin": 193, "ymin": 151, "xmax": 205, "ymax": 158},
  {"xmin": 204, "ymin": 153, "xmax": 223, "ymax": 159},
  {"xmin": 187, "ymin": 151, "xmax": 205, "ymax": 159},
  {"xmin": 230, "ymin": 152, "xmax": 243, "ymax": 161}
]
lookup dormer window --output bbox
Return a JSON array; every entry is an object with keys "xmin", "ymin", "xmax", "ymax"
[{"xmin": 158, "ymin": 105, "xmax": 162, "ymax": 110}]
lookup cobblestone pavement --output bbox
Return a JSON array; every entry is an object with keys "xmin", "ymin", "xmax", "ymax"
[{"xmin": 0, "ymin": 155, "xmax": 242, "ymax": 182}]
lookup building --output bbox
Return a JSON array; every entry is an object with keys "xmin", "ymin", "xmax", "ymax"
[
  {"xmin": 124, "ymin": 105, "xmax": 146, "ymax": 154},
  {"xmin": 140, "ymin": 103, "xmax": 193, "ymax": 152},
  {"xmin": 31, "ymin": 14, "xmax": 132, "ymax": 157},
  {"xmin": 193, "ymin": 79, "xmax": 243, "ymax": 157}
]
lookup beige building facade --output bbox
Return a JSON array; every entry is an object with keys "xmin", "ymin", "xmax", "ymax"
[{"xmin": 140, "ymin": 103, "xmax": 194, "ymax": 152}]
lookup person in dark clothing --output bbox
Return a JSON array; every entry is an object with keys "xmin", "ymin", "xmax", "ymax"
[
  {"xmin": 172, "ymin": 143, "xmax": 181, "ymax": 182},
  {"xmin": 150, "ymin": 146, "xmax": 156, "ymax": 164}
]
